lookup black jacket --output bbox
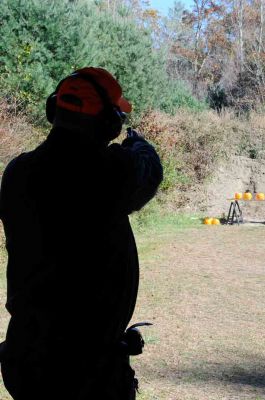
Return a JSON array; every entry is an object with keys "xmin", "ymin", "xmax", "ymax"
[{"xmin": 0, "ymin": 127, "xmax": 163, "ymax": 360}]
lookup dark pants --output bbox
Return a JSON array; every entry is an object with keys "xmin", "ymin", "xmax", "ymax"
[{"xmin": 1, "ymin": 341, "xmax": 137, "ymax": 400}]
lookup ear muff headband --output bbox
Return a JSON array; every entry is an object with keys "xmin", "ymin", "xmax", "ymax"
[{"xmin": 46, "ymin": 72, "xmax": 126, "ymax": 140}]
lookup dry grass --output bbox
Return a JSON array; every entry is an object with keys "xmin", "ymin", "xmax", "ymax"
[
  {"xmin": 136, "ymin": 109, "xmax": 265, "ymax": 193},
  {"xmin": 1, "ymin": 221, "xmax": 265, "ymax": 399},
  {"xmin": 0, "ymin": 223, "xmax": 10, "ymax": 400},
  {"xmin": 131, "ymin": 223, "xmax": 265, "ymax": 400},
  {"xmin": 0, "ymin": 100, "xmax": 46, "ymax": 176}
]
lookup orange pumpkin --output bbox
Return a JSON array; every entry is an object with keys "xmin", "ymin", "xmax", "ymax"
[
  {"xmin": 204, "ymin": 218, "xmax": 213, "ymax": 225},
  {"xmin": 255, "ymin": 192, "xmax": 265, "ymax": 201},
  {"xmin": 243, "ymin": 192, "xmax": 252, "ymax": 200},
  {"xmin": 212, "ymin": 218, "xmax": 220, "ymax": 225},
  {"xmin": 234, "ymin": 192, "xmax": 242, "ymax": 200}
]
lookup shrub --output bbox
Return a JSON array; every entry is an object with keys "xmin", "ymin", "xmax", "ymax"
[
  {"xmin": 0, "ymin": 0, "xmax": 98, "ymax": 123},
  {"xmin": 161, "ymin": 81, "xmax": 207, "ymax": 114},
  {"xmin": 135, "ymin": 109, "xmax": 265, "ymax": 192},
  {"xmin": 0, "ymin": 100, "xmax": 45, "ymax": 174},
  {"xmin": 0, "ymin": 0, "xmax": 204, "ymax": 125}
]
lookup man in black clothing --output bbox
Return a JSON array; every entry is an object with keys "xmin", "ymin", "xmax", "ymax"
[{"xmin": 0, "ymin": 67, "xmax": 163, "ymax": 400}]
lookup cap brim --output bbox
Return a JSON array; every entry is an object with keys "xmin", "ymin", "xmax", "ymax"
[{"xmin": 118, "ymin": 97, "xmax": 132, "ymax": 113}]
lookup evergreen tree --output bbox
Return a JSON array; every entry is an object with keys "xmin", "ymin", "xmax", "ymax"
[{"xmin": 0, "ymin": 0, "xmax": 201, "ymax": 123}]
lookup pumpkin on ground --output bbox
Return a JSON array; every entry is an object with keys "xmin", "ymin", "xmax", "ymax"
[
  {"xmin": 204, "ymin": 218, "xmax": 213, "ymax": 225},
  {"xmin": 212, "ymin": 218, "xmax": 220, "ymax": 225}
]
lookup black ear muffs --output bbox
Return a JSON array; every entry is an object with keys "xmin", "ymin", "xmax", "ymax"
[
  {"xmin": 46, "ymin": 73, "xmax": 126, "ymax": 141},
  {"xmin": 100, "ymin": 107, "xmax": 125, "ymax": 141},
  {"xmin": 46, "ymin": 92, "xmax": 57, "ymax": 124}
]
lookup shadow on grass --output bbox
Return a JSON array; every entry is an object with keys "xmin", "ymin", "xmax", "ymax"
[
  {"xmin": 180, "ymin": 364, "xmax": 265, "ymax": 388},
  {"xmin": 244, "ymin": 220, "xmax": 265, "ymax": 225},
  {"xmin": 140, "ymin": 358, "xmax": 265, "ymax": 389}
]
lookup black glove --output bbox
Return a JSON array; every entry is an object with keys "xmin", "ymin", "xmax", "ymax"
[
  {"xmin": 126, "ymin": 127, "xmax": 140, "ymax": 139},
  {"xmin": 122, "ymin": 128, "xmax": 145, "ymax": 148}
]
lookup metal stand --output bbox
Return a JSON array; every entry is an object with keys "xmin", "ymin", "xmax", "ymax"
[{"xmin": 226, "ymin": 200, "xmax": 243, "ymax": 225}]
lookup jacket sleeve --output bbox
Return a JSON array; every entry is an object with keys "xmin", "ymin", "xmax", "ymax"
[
  {"xmin": 0, "ymin": 158, "xmax": 17, "ymax": 223},
  {"xmin": 0, "ymin": 155, "xmax": 46, "ymax": 315},
  {"xmin": 106, "ymin": 135, "xmax": 163, "ymax": 214}
]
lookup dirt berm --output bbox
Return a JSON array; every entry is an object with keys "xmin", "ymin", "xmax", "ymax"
[{"xmin": 204, "ymin": 156, "xmax": 265, "ymax": 221}]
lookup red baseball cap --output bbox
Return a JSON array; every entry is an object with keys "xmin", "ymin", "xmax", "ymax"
[{"xmin": 56, "ymin": 67, "xmax": 132, "ymax": 115}]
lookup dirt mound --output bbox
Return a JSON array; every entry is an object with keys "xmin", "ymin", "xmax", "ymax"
[{"xmin": 205, "ymin": 156, "xmax": 265, "ymax": 221}]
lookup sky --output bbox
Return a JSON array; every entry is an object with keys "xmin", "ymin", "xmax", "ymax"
[{"xmin": 149, "ymin": 0, "xmax": 193, "ymax": 15}]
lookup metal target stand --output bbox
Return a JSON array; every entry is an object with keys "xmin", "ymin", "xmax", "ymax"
[{"xmin": 226, "ymin": 200, "xmax": 243, "ymax": 225}]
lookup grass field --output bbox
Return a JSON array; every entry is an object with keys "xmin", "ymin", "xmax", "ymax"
[{"xmin": 1, "ymin": 219, "xmax": 265, "ymax": 399}]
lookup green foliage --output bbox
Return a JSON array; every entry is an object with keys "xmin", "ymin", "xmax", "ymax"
[
  {"xmin": 0, "ymin": 0, "xmax": 97, "ymax": 123},
  {"xmin": 130, "ymin": 197, "xmax": 201, "ymax": 232},
  {"xmin": 0, "ymin": 0, "xmax": 203, "ymax": 124},
  {"xmin": 82, "ymin": 12, "xmax": 171, "ymax": 115},
  {"xmin": 160, "ymin": 156, "xmax": 190, "ymax": 191},
  {"xmin": 160, "ymin": 80, "xmax": 207, "ymax": 114}
]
